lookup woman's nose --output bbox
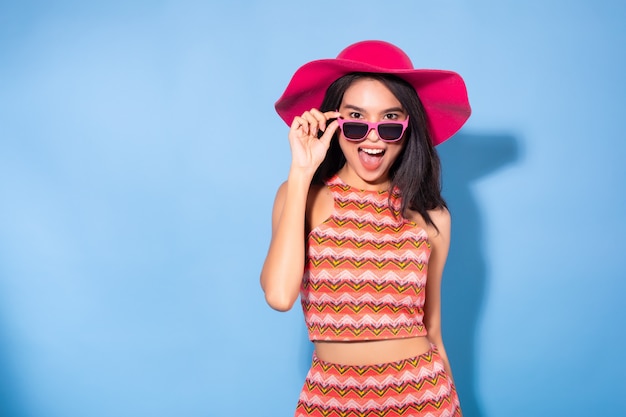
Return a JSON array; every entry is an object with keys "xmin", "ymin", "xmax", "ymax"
[{"xmin": 365, "ymin": 126, "xmax": 380, "ymax": 141}]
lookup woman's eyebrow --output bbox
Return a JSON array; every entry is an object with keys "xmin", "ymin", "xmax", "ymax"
[
  {"xmin": 342, "ymin": 104, "xmax": 405, "ymax": 114},
  {"xmin": 342, "ymin": 104, "xmax": 366, "ymax": 113}
]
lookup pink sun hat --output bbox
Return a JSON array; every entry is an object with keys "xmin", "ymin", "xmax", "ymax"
[{"xmin": 274, "ymin": 40, "xmax": 471, "ymax": 146}]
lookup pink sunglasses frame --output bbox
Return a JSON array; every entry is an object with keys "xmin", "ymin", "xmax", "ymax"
[{"xmin": 336, "ymin": 116, "xmax": 410, "ymax": 143}]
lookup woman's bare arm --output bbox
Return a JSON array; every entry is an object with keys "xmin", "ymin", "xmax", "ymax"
[
  {"xmin": 421, "ymin": 207, "xmax": 455, "ymax": 380},
  {"xmin": 260, "ymin": 110, "xmax": 339, "ymax": 311},
  {"xmin": 260, "ymin": 171, "xmax": 312, "ymax": 311}
]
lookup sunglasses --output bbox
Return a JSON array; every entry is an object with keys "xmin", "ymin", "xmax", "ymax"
[{"xmin": 336, "ymin": 116, "xmax": 409, "ymax": 143}]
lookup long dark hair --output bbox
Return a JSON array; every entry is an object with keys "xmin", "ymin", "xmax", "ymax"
[{"xmin": 312, "ymin": 72, "xmax": 447, "ymax": 228}]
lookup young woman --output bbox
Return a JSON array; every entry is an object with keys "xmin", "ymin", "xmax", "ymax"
[{"xmin": 261, "ymin": 40, "xmax": 471, "ymax": 417}]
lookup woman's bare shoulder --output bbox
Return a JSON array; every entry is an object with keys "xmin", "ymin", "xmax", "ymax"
[
  {"xmin": 306, "ymin": 183, "xmax": 334, "ymax": 231},
  {"xmin": 429, "ymin": 206, "xmax": 451, "ymax": 232},
  {"xmin": 407, "ymin": 206, "xmax": 451, "ymax": 240}
]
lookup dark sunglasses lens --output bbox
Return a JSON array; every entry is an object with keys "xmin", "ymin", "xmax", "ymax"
[
  {"xmin": 342, "ymin": 122, "xmax": 369, "ymax": 140},
  {"xmin": 378, "ymin": 124, "xmax": 404, "ymax": 141}
]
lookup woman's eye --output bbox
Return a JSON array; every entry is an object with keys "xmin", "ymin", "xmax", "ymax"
[
  {"xmin": 348, "ymin": 112, "xmax": 362, "ymax": 119},
  {"xmin": 384, "ymin": 113, "xmax": 399, "ymax": 120}
]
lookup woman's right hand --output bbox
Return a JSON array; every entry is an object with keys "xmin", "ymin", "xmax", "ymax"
[{"xmin": 288, "ymin": 109, "xmax": 340, "ymax": 174}]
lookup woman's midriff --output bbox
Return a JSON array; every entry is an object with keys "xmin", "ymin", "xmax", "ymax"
[{"xmin": 313, "ymin": 336, "xmax": 432, "ymax": 366}]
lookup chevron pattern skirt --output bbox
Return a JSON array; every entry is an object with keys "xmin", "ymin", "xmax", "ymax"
[{"xmin": 295, "ymin": 345, "xmax": 461, "ymax": 417}]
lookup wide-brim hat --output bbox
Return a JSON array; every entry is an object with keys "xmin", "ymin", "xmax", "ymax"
[{"xmin": 274, "ymin": 40, "xmax": 471, "ymax": 146}]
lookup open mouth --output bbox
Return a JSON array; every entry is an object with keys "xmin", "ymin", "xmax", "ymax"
[{"xmin": 358, "ymin": 147, "xmax": 386, "ymax": 170}]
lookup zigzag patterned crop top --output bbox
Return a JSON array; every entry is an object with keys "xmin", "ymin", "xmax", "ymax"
[{"xmin": 301, "ymin": 175, "xmax": 431, "ymax": 342}]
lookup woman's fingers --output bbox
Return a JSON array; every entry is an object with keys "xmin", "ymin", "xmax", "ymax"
[
  {"xmin": 322, "ymin": 110, "xmax": 341, "ymax": 126},
  {"xmin": 287, "ymin": 109, "xmax": 341, "ymax": 171},
  {"xmin": 307, "ymin": 109, "xmax": 327, "ymax": 133},
  {"xmin": 319, "ymin": 119, "xmax": 339, "ymax": 147},
  {"xmin": 300, "ymin": 110, "xmax": 321, "ymax": 137},
  {"xmin": 292, "ymin": 109, "xmax": 340, "ymax": 137},
  {"xmin": 290, "ymin": 115, "xmax": 308, "ymax": 136}
]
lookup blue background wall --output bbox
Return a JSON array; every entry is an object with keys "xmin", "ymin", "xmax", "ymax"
[{"xmin": 1, "ymin": 1, "xmax": 624, "ymax": 416}]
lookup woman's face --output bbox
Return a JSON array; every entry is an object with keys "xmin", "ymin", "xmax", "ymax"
[{"xmin": 337, "ymin": 78, "xmax": 407, "ymax": 191}]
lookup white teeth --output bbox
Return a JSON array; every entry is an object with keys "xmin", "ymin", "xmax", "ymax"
[{"xmin": 361, "ymin": 148, "xmax": 384, "ymax": 155}]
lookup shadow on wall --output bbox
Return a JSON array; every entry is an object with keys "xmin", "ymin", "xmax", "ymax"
[
  {"xmin": 0, "ymin": 321, "xmax": 25, "ymax": 417},
  {"xmin": 438, "ymin": 132, "xmax": 520, "ymax": 417}
]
